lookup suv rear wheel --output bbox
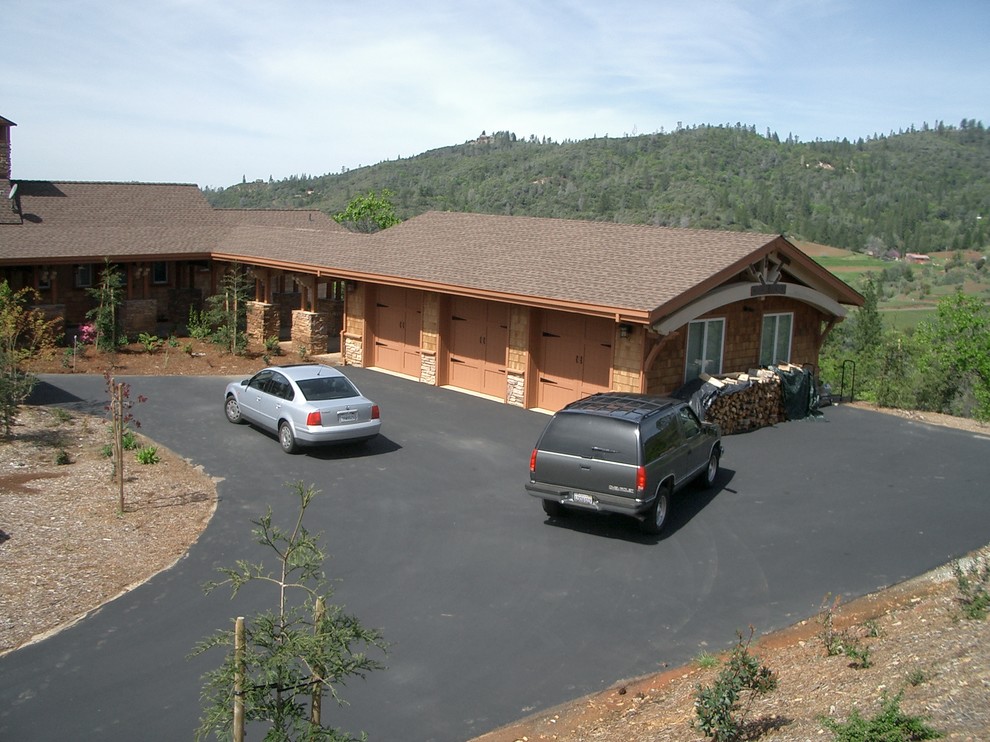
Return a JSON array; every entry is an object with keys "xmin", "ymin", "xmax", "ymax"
[
  {"xmin": 542, "ymin": 499, "xmax": 565, "ymax": 518},
  {"xmin": 640, "ymin": 484, "xmax": 671, "ymax": 535}
]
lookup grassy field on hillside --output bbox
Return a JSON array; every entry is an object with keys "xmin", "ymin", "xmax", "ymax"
[{"xmin": 799, "ymin": 243, "xmax": 989, "ymax": 329}]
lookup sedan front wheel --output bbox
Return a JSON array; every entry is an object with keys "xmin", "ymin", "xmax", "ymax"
[{"xmin": 224, "ymin": 396, "xmax": 244, "ymax": 424}]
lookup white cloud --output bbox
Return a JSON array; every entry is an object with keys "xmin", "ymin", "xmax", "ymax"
[{"xmin": 2, "ymin": 0, "xmax": 987, "ymax": 186}]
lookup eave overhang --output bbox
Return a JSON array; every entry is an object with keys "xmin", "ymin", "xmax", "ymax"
[{"xmin": 653, "ymin": 282, "xmax": 847, "ymax": 335}]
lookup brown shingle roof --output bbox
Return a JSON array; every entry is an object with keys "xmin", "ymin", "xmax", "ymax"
[
  {"xmin": 0, "ymin": 182, "xmax": 342, "ymax": 262},
  {"xmin": 214, "ymin": 208, "xmax": 345, "ymax": 232},
  {"xmin": 2, "ymin": 184, "xmax": 860, "ymax": 319},
  {"xmin": 362, "ymin": 211, "xmax": 785, "ymax": 315},
  {"xmin": 0, "ymin": 181, "xmax": 222, "ymax": 261},
  {"xmin": 216, "ymin": 211, "xmax": 855, "ymax": 319}
]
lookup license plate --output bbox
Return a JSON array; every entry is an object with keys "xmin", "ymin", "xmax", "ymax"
[
  {"xmin": 571, "ymin": 492, "xmax": 594, "ymax": 505},
  {"xmin": 337, "ymin": 410, "xmax": 357, "ymax": 423}
]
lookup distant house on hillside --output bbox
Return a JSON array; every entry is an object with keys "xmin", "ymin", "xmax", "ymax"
[
  {"xmin": 905, "ymin": 253, "xmax": 932, "ymax": 264},
  {"xmin": 0, "ymin": 114, "xmax": 863, "ymax": 411}
]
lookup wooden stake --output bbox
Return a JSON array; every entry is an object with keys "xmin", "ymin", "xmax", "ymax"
[
  {"xmin": 234, "ymin": 616, "xmax": 245, "ymax": 742},
  {"xmin": 115, "ymin": 381, "xmax": 124, "ymax": 513},
  {"xmin": 311, "ymin": 597, "xmax": 326, "ymax": 726}
]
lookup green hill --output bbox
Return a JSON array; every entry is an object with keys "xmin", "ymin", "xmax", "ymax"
[{"xmin": 204, "ymin": 121, "xmax": 990, "ymax": 256}]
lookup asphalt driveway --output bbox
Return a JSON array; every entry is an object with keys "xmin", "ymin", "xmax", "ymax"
[{"xmin": 2, "ymin": 370, "xmax": 989, "ymax": 741}]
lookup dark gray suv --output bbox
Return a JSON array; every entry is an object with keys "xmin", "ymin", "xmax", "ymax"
[{"xmin": 526, "ymin": 393, "xmax": 723, "ymax": 534}]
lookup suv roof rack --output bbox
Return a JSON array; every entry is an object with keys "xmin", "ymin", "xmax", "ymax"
[{"xmin": 561, "ymin": 392, "xmax": 678, "ymax": 422}]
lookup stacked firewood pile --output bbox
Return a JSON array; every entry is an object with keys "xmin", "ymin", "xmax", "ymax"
[{"xmin": 700, "ymin": 366, "xmax": 805, "ymax": 435}]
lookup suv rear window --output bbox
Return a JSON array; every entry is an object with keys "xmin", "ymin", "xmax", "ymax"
[{"xmin": 539, "ymin": 413, "xmax": 638, "ymax": 465}]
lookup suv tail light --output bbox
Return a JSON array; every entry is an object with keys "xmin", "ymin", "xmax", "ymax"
[
  {"xmin": 529, "ymin": 449, "xmax": 538, "ymax": 473},
  {"xmin": 306, "ymin": 411, "xmax": 322, "ymax": 426},
  {"xmin": 636, "ymin": 465, "xmax": 647, "ymax": 495},
  {"xmin": 371, "ymin": 405, "xmax": 380, "ymax": 420}
]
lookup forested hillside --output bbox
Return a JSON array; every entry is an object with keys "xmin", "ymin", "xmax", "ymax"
[{"xmin": 204, "ymin": 121, "xmax": 990, "ymax": 255}]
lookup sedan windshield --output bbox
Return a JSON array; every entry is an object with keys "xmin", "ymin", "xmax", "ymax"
[{"xmin": 296, "ymin": 375, "xmax": 359, "ymax": 401}]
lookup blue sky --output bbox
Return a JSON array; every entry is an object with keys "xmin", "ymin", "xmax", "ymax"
[{"xmin": 4, "ymin": 0, "xmax": 988, "ymax": 188}]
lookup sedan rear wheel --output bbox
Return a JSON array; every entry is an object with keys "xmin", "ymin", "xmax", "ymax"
[
  {"xmin": 224, "ymin": 396, "xmax": 244, "ymax": 424},
  {"xmin": 278, "ymin": 422, "xmax": 298, "ymax": 454}
]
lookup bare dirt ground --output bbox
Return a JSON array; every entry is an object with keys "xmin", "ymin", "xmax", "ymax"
[{"xmin": 4, "ymin": 345, "xmax": 990, "ymax": 740}]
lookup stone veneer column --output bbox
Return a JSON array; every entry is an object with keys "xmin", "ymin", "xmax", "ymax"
[
  {"xmin": 291, "ymin": 309, "xmax": 328, "ymax": 356},
  {"xmin": 505, "ymin": 305, "xmax": 531, "ymax": 407},
  {"xmin": 419, "ymin": 292, "xmax": 440, "ymax": 385},
  {"xmin": 342, "ymin": 283, "xmax": 367, "ymax": 367},
  {"xmin": 246, "ymin": 301, "xmax": 280, "ymax": 351}
]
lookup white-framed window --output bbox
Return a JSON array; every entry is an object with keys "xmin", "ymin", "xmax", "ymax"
[
  {"xmin": 685, "ymin": 318, "xmax": 725, "ymax": 380},
  {"xmin": 74, "ymin": 264, "xmax": 93, "ymax": 288},
  {"xmin": 760, "ymin": 313, "xmax": 793, "ymax": 366},
  {"xmin": 152, "ymin": 261, "xmax": 168, "ymax": 285}
]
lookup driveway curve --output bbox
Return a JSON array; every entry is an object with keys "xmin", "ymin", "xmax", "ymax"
[{"xmin": 2, "ymin": 370, "xmax": 989, "ymax": 741}]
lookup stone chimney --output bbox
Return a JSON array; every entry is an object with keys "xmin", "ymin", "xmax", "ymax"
[{"xmin": 1, "ymin": 115, "xmax": 21, "ymax": 224}]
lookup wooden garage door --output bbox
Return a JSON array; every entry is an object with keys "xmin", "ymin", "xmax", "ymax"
[
  {"xmin": 373, "ymin": 285, "xmax": 422, "ymax": 378},
  {"xmin": 537, "ymin": 312, "xmax": 613, "ymax": 410},
  {"xmin": 447, "ymin": 297, "xmax": 508, "ymax": 399}
]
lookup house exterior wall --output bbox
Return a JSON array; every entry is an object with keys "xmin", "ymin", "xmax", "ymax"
[
  {"xmin": 612, "ymin": 324, "xmax": 645, "ymax": 393},
  {"xmin": 645, "ymin": 296, "xmax": 826, "ymax": 396},
  {"xmin": 336, "ymin": 283, "xmax": 829, "ymax": 410},
  {"xmin": 1, "ymin": 260, "xmax": 207, "ymax": 330},
  {"xmin": 120, "ymin": 299, "xmax": 158, "ymax": 337},
  {"xmin": 4, "ymin": 252, "xmax": 839, "ymax": 412}
]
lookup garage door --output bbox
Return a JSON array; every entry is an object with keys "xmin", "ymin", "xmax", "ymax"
[
  {"xmin": 446, "ymin": 297, "xmax": 508, "ymax": 399},
  {"xmin": 537, "ymin": 312, "xmax": 613, "ymax": 410},
  {"xmin": 373, "ymin": 285, "xmax": 422, "ymax": 378}
]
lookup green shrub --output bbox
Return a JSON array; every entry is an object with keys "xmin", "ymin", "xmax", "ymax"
[
  {"xmin": 50, "ymin": 407, "xmax": 72, "ymax": 424},
  {"xmin": 187, "ymin": 307, "xmax": 213, "ymax": 341},
  {"xmin": 696, "ymin": 651, "xmax": 719, "ymax": 669},
  {"xmin": 137, "ymin": 332, "xmax": 163, "ymax": 353},
  {"xmin": 135, "ymin": 445, "xmax": 160, "ymax": 465},
  {"xmin": 122, "ymin": 429, "xmax": 139, "ymax": 450},
  {"xmin": 103, "ymin": 429, "xmax": 140, "ymax": 457},
  {"xmin": 821, "ymin": 691, "xmax": 941, "ymax": 741},
  {"xmin": 953, "ymin": 557, "xmax": 990, "ymax": 620},
  {"xmin": 694, "ymin": 628, "xmax": 777, "ymax": 741},
  {"xmin": 843, "ymin": 641, "xmax": 873, "ymax": 670},
  {"xmin": 817, "ymin": 594, "xmax": 874, "ymax": 667},
  {"xmin": 818, "ymin": 594, "xmax": 846, "ymax": 656}
]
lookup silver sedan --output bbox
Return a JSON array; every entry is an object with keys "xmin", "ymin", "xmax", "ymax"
[{"xmin": 223, "ymin": 364, "xmax": 381, "ymax": 453}]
